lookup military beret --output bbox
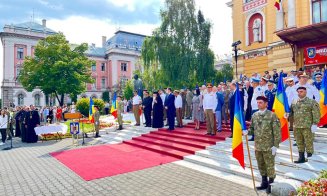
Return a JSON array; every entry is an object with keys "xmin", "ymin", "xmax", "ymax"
[
  {"xmin": 297, "ymin": 86, "xmax": 307, "ymax": 91},
  {"xmin": 256, "ymin": 96, "xmax": 268, "ymax": 102}
]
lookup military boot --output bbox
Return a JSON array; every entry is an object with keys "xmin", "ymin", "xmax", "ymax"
[
  {"xmin": 307, "ymin": 152, "xmax": 313, "ymax": 157},
  {"xmin": 294, "ymin": 152, "xmax": 306, "ymax": 163},
  {"xmin": 95, "ymin": 132, "xmax": 101, "ymax": 138},
  {"xmin": 256, "ymin": 176, "xmax": 268, "ymax": 190},
  {"xmin": 118, "ymin": 125, "xmax": 123, "ymax": 130},
  {"xmin": 266, "ymin": 178, "xmax": 274, "ymax": 194}
]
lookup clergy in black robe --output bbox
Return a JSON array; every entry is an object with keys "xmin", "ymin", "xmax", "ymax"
[
  {"xmin": 142, "ymin": 91, "xmax": 153, "ymax": 127},
  {"xmin": 14, "ymin": 107, "xmax": 23, "ymax": 137},
  {"xmin": 244, "ymin": 82, "xmax": 253, "ymax": 121},
  {"xmin": 25, "ymin": 106, "xmax": 40, "ymax": 143},
  {"xmin": 152, "ymin": 92, "xmax": 164, "ymax": 128},
  {"xmin": 20, "ymin": 109, "xmax": 28, "ymax": 142}
]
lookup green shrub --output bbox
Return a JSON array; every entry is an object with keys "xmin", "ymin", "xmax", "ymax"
[{"xmin": 76, "ymin": 98, "xmax": 105, "ymax": 117}]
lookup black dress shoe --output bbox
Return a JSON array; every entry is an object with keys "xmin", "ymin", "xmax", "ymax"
[
  {"xmin": 205, "ymin": 133, "xmax": 211, "ymax": 135},
  {"xmin": 165, "ymin": 124, "xmax": 169, "ymax": 126},
  {"xmin": 211, "ymin": 133, "xmax": 216, "ymax": 136},
  {"xmin": 217, "ymin": 130, "xmax": 222, "ymax": 132}
]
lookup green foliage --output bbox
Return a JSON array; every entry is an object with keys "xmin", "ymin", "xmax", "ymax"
[
  {"xmin": 296, "ymin": 170, "xmax": 327, "ymax": 195},
  {"xmin": 76, "ymin": 98, "xmax": 105, "ymax": 117},
  {"xmin": 140, "ymin": 0, "xmax": 216, "ymax": 89},
  {"xmin": 102, "ymin": 91, "xmax": 110, "ymax": 102},
  {"xmin": 123, "ymin": 80, "xmax": 134, "ymax": 100},
  {"xmin": 215, "ymin": 64, "xmax": 233, "ymax": 83},
  {"xmin": 18, "ymin": 33, "xmax": 94, "ymax": 106}
]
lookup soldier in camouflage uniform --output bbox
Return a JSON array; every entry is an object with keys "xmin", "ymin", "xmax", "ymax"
[
  {"xmin": 94, "ymin": 106, "xmax": 101, "ymax": 138},
  {"xmin": 117, "ymin": 96, "xmax": 124, "ymax": 130},
  {"xmin": 289, "ymin": 86, "xmax": 320, "ymax": 163},
  {"xmin": 245, "ymin": 96, "xmax": 281, "ymax": 193}
]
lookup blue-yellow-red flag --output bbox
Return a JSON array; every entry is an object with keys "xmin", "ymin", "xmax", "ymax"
[
  {"xmin": 318, "ymin": 70, "xmax": 327, "ymax": 126},
  {"xmin": 272, "ymin": 72, "xmax": 290, "ymax": 142},
  {"xmin": 111, "ymin": 92, "xmax": 117, "ymax": 119},
  {"xmin": 274, "ymin": 0, "xmax": 282, "ymax": 10},
  {"xmin": 89, "ymin": 97, "xmax": 95, "ymax": 122},
  {"xmin": 232, "ymin": 85, "xmax": 246, "ymax": 169}
]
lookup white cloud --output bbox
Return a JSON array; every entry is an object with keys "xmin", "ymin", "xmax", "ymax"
[{"xmin": 106, "ymin": 0, "xmax": 163, "ymax": 12}]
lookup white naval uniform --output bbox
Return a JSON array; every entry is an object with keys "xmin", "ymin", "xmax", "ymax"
[
  {"xmin": 251, "ymin": 85, "xmax": 267, "ymax": 110},
  {"xmin": 203, "ymin": 92, "xmax": 218, "ymax": 112},
  {"xmin": 285, "ymin": 85, "xmax": 298, "ymax": 107},
  {"xmin": 293, "ymin": 83, "xmax": 320, "ymax": 102}
]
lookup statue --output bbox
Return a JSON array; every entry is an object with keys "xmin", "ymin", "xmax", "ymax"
[
  {"xmin": 252, "ymin": 18, "xmax": 262, "ymax": 42},
  {"xmin": 133, "ymin": 74, "xmax": 143, "ymax": 97}
]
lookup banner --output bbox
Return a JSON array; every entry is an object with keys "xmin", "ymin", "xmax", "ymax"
[{"xmin": 304, "ymin": 44, "xmax": 327, "ymax": 66}]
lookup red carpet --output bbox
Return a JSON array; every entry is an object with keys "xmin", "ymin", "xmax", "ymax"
[
  {"xmin": 51, "ymin": 143, "xmax": 179, "ymax": 181},
  {"xmin": 51, "ymin": 122, "xmax": 231, "ymax": 181}
]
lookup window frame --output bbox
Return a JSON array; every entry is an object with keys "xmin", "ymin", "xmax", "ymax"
[
  {"xmin": 101, "ymin": 63, "xmax": 106, "ymax": 71},
  {"xmin": 18, "ymin": 94, "xmax": 24, "ymax": 106},
  {"xmin": 34, "ymin": 94, "xmax": 41, "ymax": 107},
  {"xmin": 17, "ymin": 47, "xmax": 24, "ymax": 60},
  {"xmin": 91, "ymin": 64, "xmax": 97, "ymax": 71},
  {"xmin": 312, "ymin": 0, "xmax": 327, "ymax": 23},
  {"xmin": 121, "ymin": 62, "xmax": 127, "ymax": 72}
]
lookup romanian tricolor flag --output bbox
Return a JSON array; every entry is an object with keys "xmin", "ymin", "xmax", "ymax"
[
  {"xmin": 111, "ymin": 92, "xmax": 117, "ymax": 119},
  {"xmin": 272, "ymin": 72, "xmax": 290, "ymax": 142},
  {"xmin": 232, "ymin": 85, "xmax": 246, "ymax": 169},
  {"xmin": 89, "ymin": 97, "xmax": 95, "ymax": 122},
  {"xmin": 274, "ymin": 0, "xmax": 282, "ymax": 10},
  {"xmin": 318, "ymin": 70, "xmax": 327, "ymax": 126}
]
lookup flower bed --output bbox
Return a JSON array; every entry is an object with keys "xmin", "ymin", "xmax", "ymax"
[{"xmin": 295, "ymin": 170, "xmax": 327, "ymax": 195}]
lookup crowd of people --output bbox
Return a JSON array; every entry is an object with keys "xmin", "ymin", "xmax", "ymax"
[{"xmin": 0, "ymin": 104, "xmax": 77, "ymax": 145}]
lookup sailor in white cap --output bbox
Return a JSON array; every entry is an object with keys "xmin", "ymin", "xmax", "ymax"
[{"xmin": 293, "ymin": 72, "xmax": 320, "ymax": 103}]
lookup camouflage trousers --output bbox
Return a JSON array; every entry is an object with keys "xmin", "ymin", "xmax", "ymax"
[
  {"xmin": 95, "ymin": 124, "xmax": 100, "ymax": 133},
  {"xmin": 255, "ymin": 150, "xmax": 276, "ymax": 178},
  {"xmin": 294, "ymin": 128, "xmax": 314, "ymax": 154},
  {"xmin": 117, "ymin": 113, "xmax": 123, "ymax": 126}
]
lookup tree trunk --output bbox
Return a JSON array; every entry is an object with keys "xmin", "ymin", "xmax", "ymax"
[
  {"xmin": 54, "ymin": 91, "xmax": 63, "ymax": 106},
  {"xmin": 60, "ymin": 94, "xmax": 65, "ymax": 107}
]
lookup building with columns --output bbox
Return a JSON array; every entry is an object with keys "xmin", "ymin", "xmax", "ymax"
[
  {"xmin": 227, "ymin": 0, "xmax": 327, "ymax": 77},
  {"xmin": 1, "ymin": 20, "xmax": 145, "ymax": 107}
]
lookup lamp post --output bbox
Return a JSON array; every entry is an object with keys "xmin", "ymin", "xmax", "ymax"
[{"xmin": 232, "ymin": 40, "xmax": 242, "ymax": 79}]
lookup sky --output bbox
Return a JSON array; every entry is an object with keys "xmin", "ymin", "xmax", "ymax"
[{"xmin": 0, "ymin": 0, "xmax": 233, "ymax": 89}]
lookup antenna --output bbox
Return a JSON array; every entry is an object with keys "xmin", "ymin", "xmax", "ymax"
[{"xmin": 32, "ymin": 8, "xmax": 35, "ymax": 22}]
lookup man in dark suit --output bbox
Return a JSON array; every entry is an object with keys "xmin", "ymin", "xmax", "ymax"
[
  {"xmin": 164, "ymin": 87, "xmax": 175, "ymax": 131},
  {"xmin": 142, "ymin": 90, "xmax": 153, "ymax": 127},
  {"xmin": 229, "ymin": 81, "xmax": 244, "ymax": 138},
  {"xmin": 244, "ymin": 80, "xmax": 254, "ymax": 121}
]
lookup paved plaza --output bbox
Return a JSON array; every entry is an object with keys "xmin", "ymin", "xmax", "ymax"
[{"xmin": 0, "ymin": 137, "xmax": 263, "ymax": 196}]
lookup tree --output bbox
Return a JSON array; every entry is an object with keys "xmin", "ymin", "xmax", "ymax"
[
  {"xmin": 76, "ymin": 98, "xmax": 105, "ymax": 117},
  {"xmin": 102, "ymin": 91, "xmax": 110, "ymax": 102},
  {"xmin": 18, "ymin": 33, "xmax": 94, "ymax": 106},
  {"xmin": 141, "ymin": 0, "xmax": 215, "ymax": 89},
  {"xmin": 123, "ymin": 80, "xmax": 134, "ymax": 100},
  {"xmin": 215, "ymin": 64, "xmax": 233, "ymax": 83}
]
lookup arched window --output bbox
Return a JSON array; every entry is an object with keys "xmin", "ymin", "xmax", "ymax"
[
  {"xmin": 18, "ymin": 94, "xmax": 24, "ymax": 106},
  {"xmin": 35, "ymin": 94, "xmax": 41, "ymax": 106}
]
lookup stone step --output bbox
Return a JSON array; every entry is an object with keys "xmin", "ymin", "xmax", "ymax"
[
  {"xmin": 212, "ymin": 140, "xmax": 327, "ymax": 163},
  {"xmin": 197, "ymin": 149, "xmax": 326, "ymax": 174},
  {"xmin": 184, "ymin": 154, "xmax": 318, "ymax": 182}
]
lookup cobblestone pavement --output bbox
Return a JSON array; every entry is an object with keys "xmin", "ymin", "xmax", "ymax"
[{"xmin": 0, "ymin": 138, "xmax": 264, "ymax": 196}]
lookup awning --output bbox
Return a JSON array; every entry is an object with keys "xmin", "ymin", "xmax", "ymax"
[{"xmin": 276, "ymin": 21, "xmax": 327, "ymax": 47}]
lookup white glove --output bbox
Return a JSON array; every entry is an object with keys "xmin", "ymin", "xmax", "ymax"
[
  {"xmin": 95, "ymin": 122, "xmax": 99, "ymax": 125},
  {"xmin": 311, "ymin": 125, "xmax": 318, "ymax": 133},
  {"xmin": 283, "ymin": 113, "xmax": 289, "ymax": 119},
  {"xmin": 242, "ymin": 130, "xmax": 248, "ymax": 136},
  {"xmin": 271, "ymin": 146, "xmax": 277, "ymax": 156}
]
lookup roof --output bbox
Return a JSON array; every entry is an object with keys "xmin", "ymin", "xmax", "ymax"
[
  {"xmin": 106, "ymin": 30, "xmax": 146, "ymax": 50},
  {"xmin": 4, "ymin": 21, "xmax": 57, "ymax": 34},
  {"xmin": 85, "ymin": 45, "xmax": 106, "ymax": 57},
  {"xmin": 276, "ymin": 21, "xmax": 327, "ymax": 46}
]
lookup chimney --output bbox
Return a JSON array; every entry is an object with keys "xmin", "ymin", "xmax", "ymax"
[
  {"xmin": 102, "ymin": 36, "xmax": 107, "ymax": 48},
  {"xmin": 42, "ymin": 19, "xmax": 46, "ymax": 27}
]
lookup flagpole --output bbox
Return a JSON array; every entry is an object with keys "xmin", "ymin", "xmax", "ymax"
[
  {"xmin": 288, "ymin": 129, "xmax": 294, "ymax": 163},
  {"xmin": 245, "ymin": 135, "xmax": 256, "ymax": 190}
]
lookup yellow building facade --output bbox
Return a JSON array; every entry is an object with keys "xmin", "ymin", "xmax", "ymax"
[{"xmin": 227, "ymin": 0, "xmax": 327, "ymax": 77}]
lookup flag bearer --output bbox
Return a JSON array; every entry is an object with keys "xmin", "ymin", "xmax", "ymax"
[
  {"xmin": 117, "ymin": 96, "xmax": 124, "ymax": 130},
  {"xmin": 244, "ymin": 96, "xmax": 281, "ymax": 193},
  {"xmin": 94, "ymin": 106, "xmax": 101, "ymax": 138}
]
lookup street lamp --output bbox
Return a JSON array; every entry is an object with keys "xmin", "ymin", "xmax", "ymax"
[{"xmin": 232, "ymin": 40, "xmax": 242, "ymax": 79}]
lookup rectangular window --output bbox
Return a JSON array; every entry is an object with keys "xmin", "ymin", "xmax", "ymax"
[
  {"xmin": 91, "ymin": 64, "xmax": 96, "ymax": 71},
  {"xmin": 101, "ymin": 63, "xmax": 106, "ymax": 71},
  {"xmin": 312, "ymin": 0, "xmax": 327, "ymax": 23},
  {"xmin": 17, "ymin": 47, "xmax": 24, "ymax": 59},
  {"xmin": 101, "ymin": 78, "xmax": 106, "ymax": 89},
  {"xmin": 121, "ymin": 62, "xmax": 127, "ymax": 72}
]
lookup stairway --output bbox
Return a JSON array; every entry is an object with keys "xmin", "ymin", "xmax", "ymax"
[{"xmin": 123, "ymin": 125, "xmax": 231, "ymax": 159}]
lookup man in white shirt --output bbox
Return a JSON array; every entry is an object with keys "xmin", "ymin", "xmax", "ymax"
[
  {"xmin": 290, "ymin": 70, "xmax": 299, "ymax": 84},
  {"xmin": 132, "ymin": 91, "xmax": 142, "ymax": 126},
  {"xmin": 293, "ymin": 72, "xmax": 320, "ymax": 102},
  {"xmin": 203, "ymin": 83, "xmax": 218, "ymax": 136},
  {"xmin": 159, "ymin": 89, "xmax": 167, "ymax": 124},
  {"xmin": 285, "ymin": 77, "xmax": 297, "ymax": 132},
  {"xmin": 174, "ymin": 90, "xmax": 183, "ymax": 127}
]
